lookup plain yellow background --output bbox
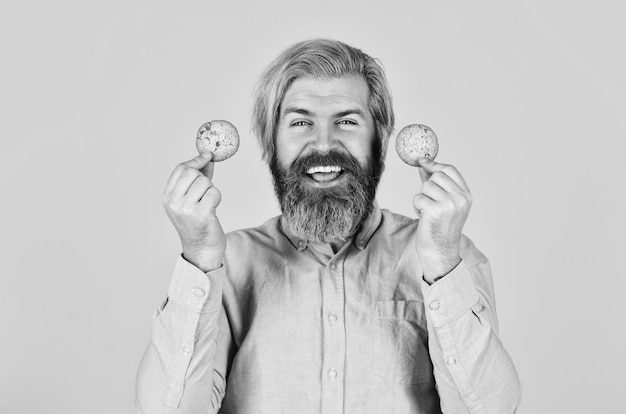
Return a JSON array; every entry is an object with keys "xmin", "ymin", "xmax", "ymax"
[{"xmin": 1, "ymin": 0, "xmax": 624, "ymax": 412}]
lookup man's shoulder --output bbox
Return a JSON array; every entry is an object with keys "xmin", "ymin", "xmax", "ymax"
[
  {"xmin": 379, "ymin": 208, "xmax": 419, "ymax": 230},
  {"xmin": 221, "ymin": 216, "xmax": 291, "ymax": 287},
  {"xmin": 380, "ymin": 208, "xmax": 416, "ymax": 223},
  {"xmin": 378, "ymin": 208, "xmax": 487, "ymax": 265},
  {"xmin": 365, "ymin": 208, "xmax": 419, "ymax": 247},
  {"xmin": 225, "ymin": 215, "xmax": 285, "ymax": 248}
]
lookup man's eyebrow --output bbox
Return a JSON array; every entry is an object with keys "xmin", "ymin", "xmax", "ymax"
[
  {"xmin": 335, "ymin": 108, "xmax": 367, "ymax": 118},
  {"xmin": 282, "ymin": 107, "xmax": 314, "ymax": 117},
  {"xmin": 281, "ymin": 107, "xmax": 367, "ymax": 118}
]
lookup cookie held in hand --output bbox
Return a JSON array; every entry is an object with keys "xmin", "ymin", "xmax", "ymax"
[
  {"xmin": 395, "ymin": 124, "xmax": 439, "ymax": 166},
  {"xmin": 196, "ymin": 120, "xmax": 240, "ymax": 161}
]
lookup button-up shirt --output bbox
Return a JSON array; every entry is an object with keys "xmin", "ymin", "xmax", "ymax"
[{"xmin": 136, "ymin": 205, "xmax": 522, "ymax": 413}]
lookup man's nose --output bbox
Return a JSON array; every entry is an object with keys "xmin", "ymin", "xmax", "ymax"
[{"xmin": 311, "ymin": 124, "xmax": 337, "ymax": 153}]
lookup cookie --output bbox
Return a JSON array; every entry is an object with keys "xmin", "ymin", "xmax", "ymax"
[
  {"xmin": 395, "ymin": 124, "xmax": 439, "ymax": 166},
  {"xmin": 195, "ymin": 120, "xmax": 240, "ymax": 161}
]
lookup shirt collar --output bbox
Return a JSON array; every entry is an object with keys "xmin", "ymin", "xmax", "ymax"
[{"xmin": 281, "ymin": 201, "xmax": 382, "ymax": 252}]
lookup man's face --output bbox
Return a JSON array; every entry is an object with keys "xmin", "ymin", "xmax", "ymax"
[
  {"xmin": 271, "ymin": 75, "xmax": 382, "ymax": 243},
  {"xmin": 275, "ymin": 74, "xmax": 376, "ymax": 175}
]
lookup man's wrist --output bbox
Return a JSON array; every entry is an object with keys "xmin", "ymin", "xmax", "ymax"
[
  {"xmin": 422, "ymin": 254, "xmax": 461, "ymax": 284},
  {"xmin": 182, "ymin": 251, "xmax": 223, "ymax": 273}
]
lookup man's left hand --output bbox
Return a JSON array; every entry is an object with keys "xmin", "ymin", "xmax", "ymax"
[{"xmin": 413, "ymin": 158, "xmax": 473, "ymax": 284}]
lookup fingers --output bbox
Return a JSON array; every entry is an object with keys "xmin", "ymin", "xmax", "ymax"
[
  {"xmin": 420, "ymin": 179, "xmax": 448, "ymax": 201},
  {"xmin": 428, "ymin": 171, "xmax": 464, "ymax": 195},
  {"xmin": 413, "ymin": 193, "xmax": 434, "ymax": 219},
  {"xmin": 186, "ymin": 175, "xmax": 222, "ymax": 208},
  {"xmin": 199, "ymin": 186, "xmax": 222, "ymax": 214},
  {"xmin": 186, "ymin": 175, "xmax": 213, "ymax": 202},
  {"xmin": 416, "ymin": 158, "xmax": 470, "ymax": 192},
  {"xmin": 164, "ymin": 153, "xmax": 215, "ymax": 195},
  {"xmin": 170, "ymin": 168, "xmax": 206, "ymax": 199},
  {"xmin": 420, "ymin": 176, "xmax": 472, "ymax": 206},
  {"xmin": 163, "ymin": 171, "xmax": 221, "ymax": 216},
  {"xmin": 414, "ymin": 159, "xmax": 473, "ymax": 220}
]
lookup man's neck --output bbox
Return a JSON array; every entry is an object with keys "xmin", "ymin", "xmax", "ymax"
[
  {"xmin": 329, "ymin": 238, "xmax": 349, "ymax": 254},
  {"xmin": 308, "ymin": 237, "xmax": 351, "ymax": 257}
]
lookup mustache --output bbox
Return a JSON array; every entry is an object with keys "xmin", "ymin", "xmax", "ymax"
[{"xmin": 291, "ymin": 150, "xmax": 362, "ymax": 175}]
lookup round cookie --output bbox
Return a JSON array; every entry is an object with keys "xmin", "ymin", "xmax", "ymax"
[
  {"xmin": 395, "ymin": 124, "xmax": 439, "ymax": 166},
  {"xmin": 196, "ymin": 120, "xmax": 240, "ymax": 161}
]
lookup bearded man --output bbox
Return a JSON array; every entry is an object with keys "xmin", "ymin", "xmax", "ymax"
[{"xmin": 136, "ymin": 39, "xmax": 522, "ymax": 414}]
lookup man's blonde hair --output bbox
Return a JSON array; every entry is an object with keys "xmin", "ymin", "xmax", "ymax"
[{"xmin": 252, "ymin": 39, "xmax": 395, "ymax": 163}]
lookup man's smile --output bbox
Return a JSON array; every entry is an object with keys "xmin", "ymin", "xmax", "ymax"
[{"xmin": 303, "ymin": 165, "xmax": 348, "ymax": 188}]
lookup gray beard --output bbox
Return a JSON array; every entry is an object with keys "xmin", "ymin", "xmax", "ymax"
[{"xmin": 271, "ymin": 151, "xmax": 380, "ymax": 244}]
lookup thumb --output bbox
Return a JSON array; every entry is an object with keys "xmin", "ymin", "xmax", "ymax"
[
  {"xmin": 416, "ymin": 157, "xmax": 434, "ymax": 183},
  {"xmin": 190, "ymin": 151, "xmax": 213, "ymax": 179},
  {"xmin": 178, "ymin": 153, "xmax": 214, "ymax": 179},
  {"xmin": 199, "ymin": 151, "xmax": 215, "ymax": 180},
  {"xmin": 418, "ymin": 167, "xmax": 431, "ymax": 184},
  {"xmin": 182, "ymin": 152, "xmax": 213, "ymax": 170}
]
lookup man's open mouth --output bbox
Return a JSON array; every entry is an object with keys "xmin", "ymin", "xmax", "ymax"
[{"xmin": 306, "ymin": 165, "xmax": 345, "ymax": 182}]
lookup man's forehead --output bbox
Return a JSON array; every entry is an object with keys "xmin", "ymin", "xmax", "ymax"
[{"xmin": 281, "ymin": 75, "xmax": 370, "ymax": 114}]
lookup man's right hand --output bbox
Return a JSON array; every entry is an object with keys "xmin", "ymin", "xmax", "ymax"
[{"xmin": 163, "ymin": 153, "xmax": 226, "ymax": 272}]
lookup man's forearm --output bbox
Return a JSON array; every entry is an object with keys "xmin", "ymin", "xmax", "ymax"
[
  {"xmin": 135, "ymin": 256, "xmax": 228, "ymax": 413},
  {"xmin": 423, "ymin": 259, "xmax": 522, "ymax": 413}
]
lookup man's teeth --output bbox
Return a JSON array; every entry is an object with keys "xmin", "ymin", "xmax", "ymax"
[
  {"xmin": 305, "ymin": 165, "xmax": 343, "ymax": 182},
  {"xmin": 306, "ymin": 166, "xmax": 342, "ymax": 174}
]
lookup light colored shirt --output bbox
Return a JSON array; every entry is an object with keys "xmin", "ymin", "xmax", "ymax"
[{"xmin": 136, "ymin": 205, "xmax": 522, "ymax": 413}]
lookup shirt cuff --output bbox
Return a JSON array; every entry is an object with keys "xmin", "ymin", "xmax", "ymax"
[
  {"xmin": 421, "ymin": 260, "xmax": 480, "ymax": 328},
  {"xmin": 167, "ymin": 255, "xmax": 224, "ymax": 313}
]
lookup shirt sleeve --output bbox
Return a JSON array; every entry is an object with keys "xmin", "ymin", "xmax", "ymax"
[
  {"xmin": 135, "ymin": 255, "xmax": 231, "ymax": 413},
  {"xmin": 421, "ymin": 243, "xmax": 522, "ymax": 413}
]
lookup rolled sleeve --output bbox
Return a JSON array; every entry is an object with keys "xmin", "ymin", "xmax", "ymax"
[
  {"xmin": 167, "ymin": 256, "xmax": 224, "ymax": 313},
  {"xmin": 422, "ymin": 259, "xmax": 522, "ymax": 414},
  {"xmin": 137, "ymin": 256, "xmax": 226, "ymax": 411},
  {"xmin": 421, "ymin": 260, "xmax": 481, "ymax": 328}
]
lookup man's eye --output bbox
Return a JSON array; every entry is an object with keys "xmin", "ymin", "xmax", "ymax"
[
  {"xmin": 337, "ymin": 119, "xmax": 357, "ymax": 125},
  {"xmin": 291, "ymin": 121, "xmax": 310, "ymax": 127}
]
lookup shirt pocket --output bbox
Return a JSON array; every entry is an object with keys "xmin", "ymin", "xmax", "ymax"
[{"xmin": 371, "ymin": 300, "xmax": 433, "ymax": 385}]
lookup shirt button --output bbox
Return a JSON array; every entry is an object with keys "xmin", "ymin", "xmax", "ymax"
[
  {"xmin": 192, "ymin": 288, "xmax": 205, "ymax": 297},
  {"xmin": 183, "ymin": 345, "xmax": 191, "ymax": 354},
  {"xmin": 327, "ymin": 369, "xmax": 337, "ymax": 379},
  {"xmin": 330, "ymin": 263, "xmax": 337, "ymax": 271},
  {"xmin": 429, "ymin": 300, "xmax": 441, "ymax": 311},
  {"xmin": 328, "ymin": 312, "xmax": 338, "ymax": 323},
  {"xmin": 447, "ymin": 356, "xmax": 457, "ymax": 365},
  {"xmin": 298, "ymin": 241, "xmax": 305, "ymax": 249}
]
